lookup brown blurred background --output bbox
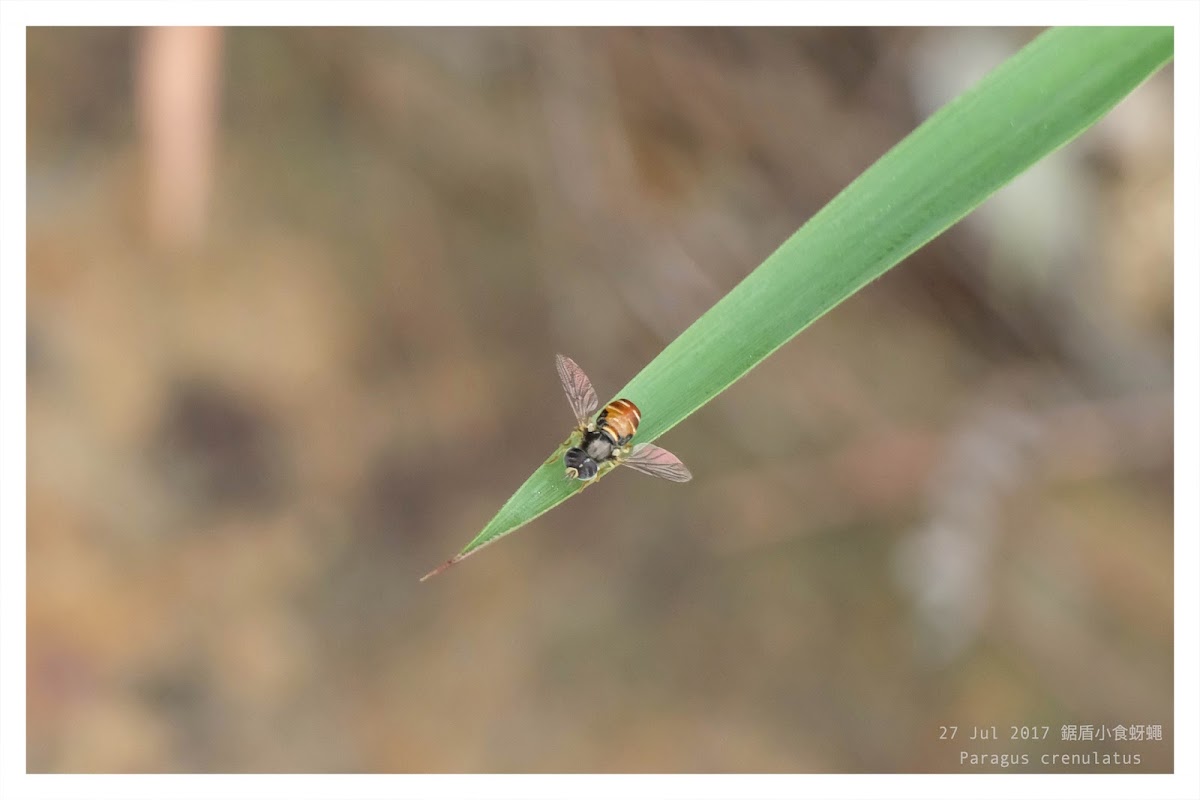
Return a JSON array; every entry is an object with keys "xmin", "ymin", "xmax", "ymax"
[{"xmin": 26, "ymin": 27, "xmax": 1173, "ymax": 772}]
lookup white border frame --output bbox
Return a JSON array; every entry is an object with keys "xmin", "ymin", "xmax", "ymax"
[{"xmin": 3, "ymin": 3, "xmax": 1195, "ymax": 799}]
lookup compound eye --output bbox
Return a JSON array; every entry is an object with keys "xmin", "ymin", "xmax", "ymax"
[
  {"xmin": 564, "ymin": 447, "xmax": 586, "ymax": 468},
  {"xmin": 577, "ymin": 458, "xmax": 599, "ymax": 480}
]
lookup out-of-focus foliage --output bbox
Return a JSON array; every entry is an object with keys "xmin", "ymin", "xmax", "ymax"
[{"xmin": 27, "ymin": 28, "xmax": 1173, "ymax": 772}]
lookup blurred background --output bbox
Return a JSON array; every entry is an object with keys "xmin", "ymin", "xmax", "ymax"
[{"xmin": 26, "ymin": 27, "xmax": 1173, "ymax": 772}]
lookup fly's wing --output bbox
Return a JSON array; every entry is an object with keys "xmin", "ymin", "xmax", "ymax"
[
  {"xmin": 556, "ymin": 354, "xmax": 599, "ymax": 427},
  {"xmin": 622, "ymin": 442, "xmax": 692, "ymax": 482}
]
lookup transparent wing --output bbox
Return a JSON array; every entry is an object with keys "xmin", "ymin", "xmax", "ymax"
[
  {"xmin": 622, "ymin": 442, "xmax": 692, "ymax": 482},
  {"xmin": 556, "ymin": 354, "xmax": 599, "ymax": 426}
]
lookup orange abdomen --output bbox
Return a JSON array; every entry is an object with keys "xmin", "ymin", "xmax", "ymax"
[{"xmin": 599, "ymin": 398, "xmax": 641, "ymax": 445}]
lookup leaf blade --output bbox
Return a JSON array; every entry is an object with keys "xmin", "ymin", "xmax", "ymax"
[{"xmin": 436, "ymin": 26, "xmax": 1173, "ymax": 571}]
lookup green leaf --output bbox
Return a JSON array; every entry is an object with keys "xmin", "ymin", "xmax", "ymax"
[{"xmin": 421, "ymin": 26, "xmax": 1174, "ymax": 581}]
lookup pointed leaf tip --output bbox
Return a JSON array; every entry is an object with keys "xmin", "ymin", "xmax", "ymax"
[{"xmin": 419, "ymin": 554, "xmax": 464, "ymax": 582}]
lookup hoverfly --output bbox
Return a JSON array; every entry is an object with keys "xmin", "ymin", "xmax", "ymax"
[{"xmin": 556, "ymin": 354, "xmax": 691, "ymax": 483}]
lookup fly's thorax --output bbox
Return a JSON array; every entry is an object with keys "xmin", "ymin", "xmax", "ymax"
[{"xmin": 584, "ymin": 430, "xmax": 615, "ymax": 462}]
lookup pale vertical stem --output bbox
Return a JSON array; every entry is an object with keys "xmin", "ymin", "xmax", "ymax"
[{"xmin": 136, "ymin": 26, "xmax": 224, "ymax": 249}]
